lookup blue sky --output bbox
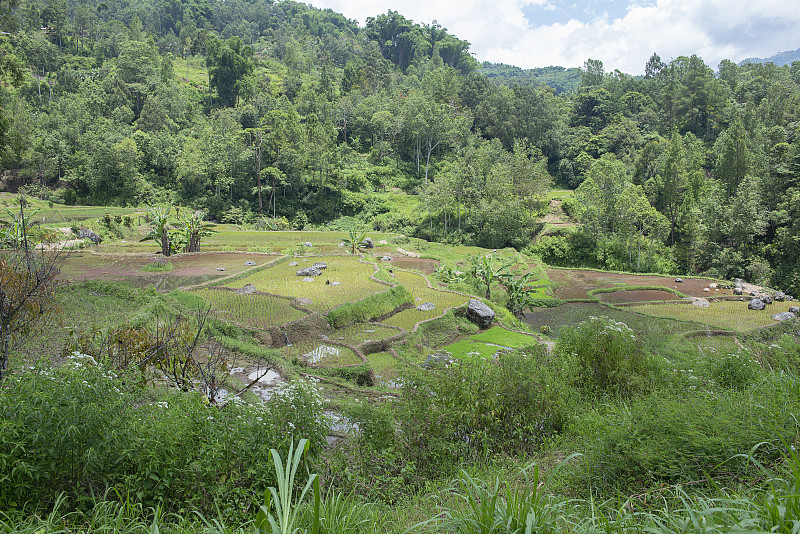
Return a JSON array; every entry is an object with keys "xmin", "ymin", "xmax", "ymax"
[
  {"xmin": 522, "ymin": 0, "xmax": 652, "ymax": 26},
  {"xmin": 306, "ymin": 0, "xmax": 800, "ymax": 74}
]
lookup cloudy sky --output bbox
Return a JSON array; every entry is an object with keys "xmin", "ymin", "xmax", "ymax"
[{"xmin": 305, "ymin": 0, "xmax": 800, "ymax": 74}]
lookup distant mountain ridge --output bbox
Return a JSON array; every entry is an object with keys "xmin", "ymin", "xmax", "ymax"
[{"xmin": 739, "ymin": 47, "xmax": 800, "ymax": 67}]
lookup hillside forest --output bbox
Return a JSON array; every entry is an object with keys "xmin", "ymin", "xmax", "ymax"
[{"xmin": 0, "ymin": 0, "xmax": 799, "ymax": 293}]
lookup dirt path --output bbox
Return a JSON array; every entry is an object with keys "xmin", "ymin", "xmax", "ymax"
[{"xmin": 541, "ymin": 199, "xmax": 577, "ymax": 229}]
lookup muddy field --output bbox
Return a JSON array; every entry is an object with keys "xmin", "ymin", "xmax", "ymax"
[
  {"xmin": 58, "ymin": 251, "xmax": 278, "ymax": 290},
  {"xmin": 547, "ymin": 269, "xmax": 722, "ymax": 300},
  {"xmin": 389, "ymin": 257, "xmax": 439, "ymax": 274}
]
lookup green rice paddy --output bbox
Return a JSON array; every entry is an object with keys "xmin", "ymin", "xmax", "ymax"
[
  {"xmin": 470, "ymin": 326, "xmax": 538, "ymax": 348},
  {"xmin": 381, "ymin": 270, "xmax": 467, "ymax": 331},
  {"xmin": 329, "ymin": 323, "xmax": 400, "ymax": 345},
  {"xmin": 632, "ymin": 301, "xmax": 781, "ymax": 331},
  {"xmin": 365, "ymin": 351, "xmax": 403, "ymax": 383},
  {"xmin": 280, "ymin": 338, "xmax": 362, "ymax": 367},
  {"xmin": 196, "ymin": 287, "xmax": 306, "ymax": 328},
  {"xmin": 225, "ymin": 256, "xmax": 387, "ymax": 313}
]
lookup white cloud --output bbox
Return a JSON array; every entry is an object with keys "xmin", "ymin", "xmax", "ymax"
[{"xmin": 306, "ymin": 0, "xmax": 800, "ymax": 74}]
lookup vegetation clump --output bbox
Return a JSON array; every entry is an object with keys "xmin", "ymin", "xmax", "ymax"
[{"xmin": 327, "ymin": 285, "xmax": 413, "ymax": 328}]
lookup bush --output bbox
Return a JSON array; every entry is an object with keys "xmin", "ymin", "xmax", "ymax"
[
  {"xmin": 327, "ymin": 285, "xmax": 413, "ymax": 328},
  {"xmin": 578, "ymin": 381, "xmax": 793, "ymax": 494},
  {"xmin": 265, "ymin": 378, "xmax": 331, "ymax": 453},
  {"xmin": 555, "ymin": 315, "xmax": 648, "ymax": 397},
  {"xmin": 711, "ymin": 350, "xmax": 760, "ymax": 390},
  {"xmin": 0, "ymin": 361, "xmax": 331, "ymax": 521},
  {"xmin": 398, "ymin": 346, "xmax": 573, "ymax": 477},
  {"xmin": 0, "ymin": 356, "xmax": 131, "ymax": 511},
  {"xmin": 317, "ymin": 363, "xmax": 374, "ymax": 387}
]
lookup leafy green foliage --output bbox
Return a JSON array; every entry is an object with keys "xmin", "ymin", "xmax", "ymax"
[
  {"xmin": 555, "ymin": 316, "xmax": 649, "ymax": 397},
  {"xmin": 0, "ymin": 357, "xmax": 334, "ymax": 522},
  {"xmin": 340, "ymin": 226, "xmax": 367, "ymax": 255},
  {"xmin": 468, "ymin": 254, "xmax": 510, "ymax": 300},
  {"xmin": 256, "ymin": 439, "xmax": 320, "ymax": 534},
  {"xmin": 327, "ymin": 285, "xmax": 413, "ymax": 328}
]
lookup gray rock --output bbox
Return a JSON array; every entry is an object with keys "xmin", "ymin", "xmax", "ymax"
[
  {"xmin": 296, "ymin": 267, "xmax": 322, "ymax": 277},
  {"xmin": 417, "ymin": 302, "xmax": 435, "ymax": 311},
  {"xmin": 381, "ymin": 256, "xmax": 393, "ymax": 261},
  {"xmin": 776, "ymin": 292, "xmax": 786, "ymax": 301},
  {"xmin": 772, "ymin": 312, "xmax": 796, "ymax": 321},
  {"xmin": 78, "ymin": 228, "xmax": 102, "ymax": 244},
  {"xmin": 236, "ymin": 284, "xmax": 257, "ymax": 295},
  {"xmin": 748, "ymin": 298, "xmax": 766, "ymax": 311},
  {"xmin": 674, "ymin": 278, "xmax": 683, "ymax": 283},
  {"xmin": 303, "ymin": 242, "xmax": 313, "ymax": 247},
  {"xmin": 364, "ymin": 237, "xmax": 374, "ymax": 249},
  {"xmin": 691, "ymin": 298, "xmax": 710, "ymax": 308},
  {"xmin": 302, "ymin": 277, "xmax": 315, "ymax": 283},
  {"xmin": 297, "ymin": 297, "xmax": 313, "ymax": 305},
  {"xmin": 312, "ymin": 262, "xmax": 327, "ymax": 270},
  {"xmin": 703, "ymin": 288, "xmax": 710, "ymax": 292},
  {"xmin": 289, "ymin": 261, "xmax": 298, "ymax": 266},
  {"xmin": 734, "ymin": 278, "xmax": 744, "ymax": 285},
  {"xmin": 733, "ymin": 287, "xmax": 743, "ymax": 295},
  {"xmin": 215, "ymin": 267, "xmax": 226, "ymax": 271},
  {"xmin": 789, "ymin": 306, "xmax": 799, "ymax": 314},
  {"xmin": 709, "ymin": 283, "xmax": 718, "ymax": 289},
  {"xmin": 244, "ymin": 260, "xmax": 257, "ymax": 266},
  {"xmin": 330, "ymin": 281, "xmax": 341, "ymax": 286},
  {"xmin": 423, "ymin": 351, "xmax": 452, "ymax": 369},
  {"xmin": 756, "ymin": 293, "xmax": 773, "ymax": 305},
  {"xmin": 466, "ymin": 298, "xmax": 495, "ymax": 328}
]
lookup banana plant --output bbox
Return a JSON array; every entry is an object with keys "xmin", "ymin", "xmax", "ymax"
[
  {"xmin": 173, "ymin": 209, "xmax": 215, "ymax": 253},
  {"xmin": 141, "ymin": 203, "xmax": 173, "ymax": 257},
  {"xmin": 340, "ymin": 226, "xmax": 367, "ymax": 255}
]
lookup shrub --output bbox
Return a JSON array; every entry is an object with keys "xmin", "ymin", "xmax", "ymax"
[
  {"xmin": 265, "ymin": 378, "xmax": 331, "ymax": 453},
  {"xmin": 555, "ymin": 315, "xmax": 648, "ymax": 397},
  {"xmin": 317, "ymin": 363, "xmax": 374, "ymax": 387},
  {"xmin": 579, "ymin": 383, "xmax": 791, "ymax": 495},
  {"xmin": 0, "ymin": 361, "xmax": 332, "ymax": 522},
  {"xmin": 398, "ymin": 345, "xmax": 574, "ymax": 477},
  {"xmin": 0, "ymin": 356, "xmax": 131, "ymax": 510}
]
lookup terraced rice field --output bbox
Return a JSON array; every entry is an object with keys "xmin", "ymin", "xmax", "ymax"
[
  {"xmin": 280, "ymin": 338, "xmax": 362, "ymax": 366},
  {"xmin": 381, "ymin": 269, "xmax": 468, "ymax": 331},
  {"xmin": 438, "ymin": 327, "xmax": 538, "ymax": 362},
  {"xmin": 689, "ymin": 334, "xmax": 741, "ymax": 354},
  {"xmin": 195, "ymin": 287, "xmax": 306, "ymax": 328},
  {"xmin": 328, "ymin": 323, "xmax": 400, "ymax": 345},
  {"xmin": 365, "ymin": 351, "xmax": 403, "ymax": 384},
  {"xmin": 632, "ymin": 301, "xmax": 782, "ymax": 331},
  {"xmin": 201, "ymin": 229, "xmax": 400, "ymax": 253},
  {"xmin": 225, "ymin": 256, "xmax": 387, "ymax": 313},
  {"xmin": 598, "ymin": 289, "xmax": 683, "ymax": 304},
  {"xmin": 439, "ymin": 339, "xmax": 508, "ymax": 361},
  {"xmin": 470, "ymin": 326, "xmax": 538, "ymax": 348}
]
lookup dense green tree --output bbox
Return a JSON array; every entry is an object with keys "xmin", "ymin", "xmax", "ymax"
[{"xmin": 206, "ymin": 35, "xmax": 254, "ymax": 107}]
